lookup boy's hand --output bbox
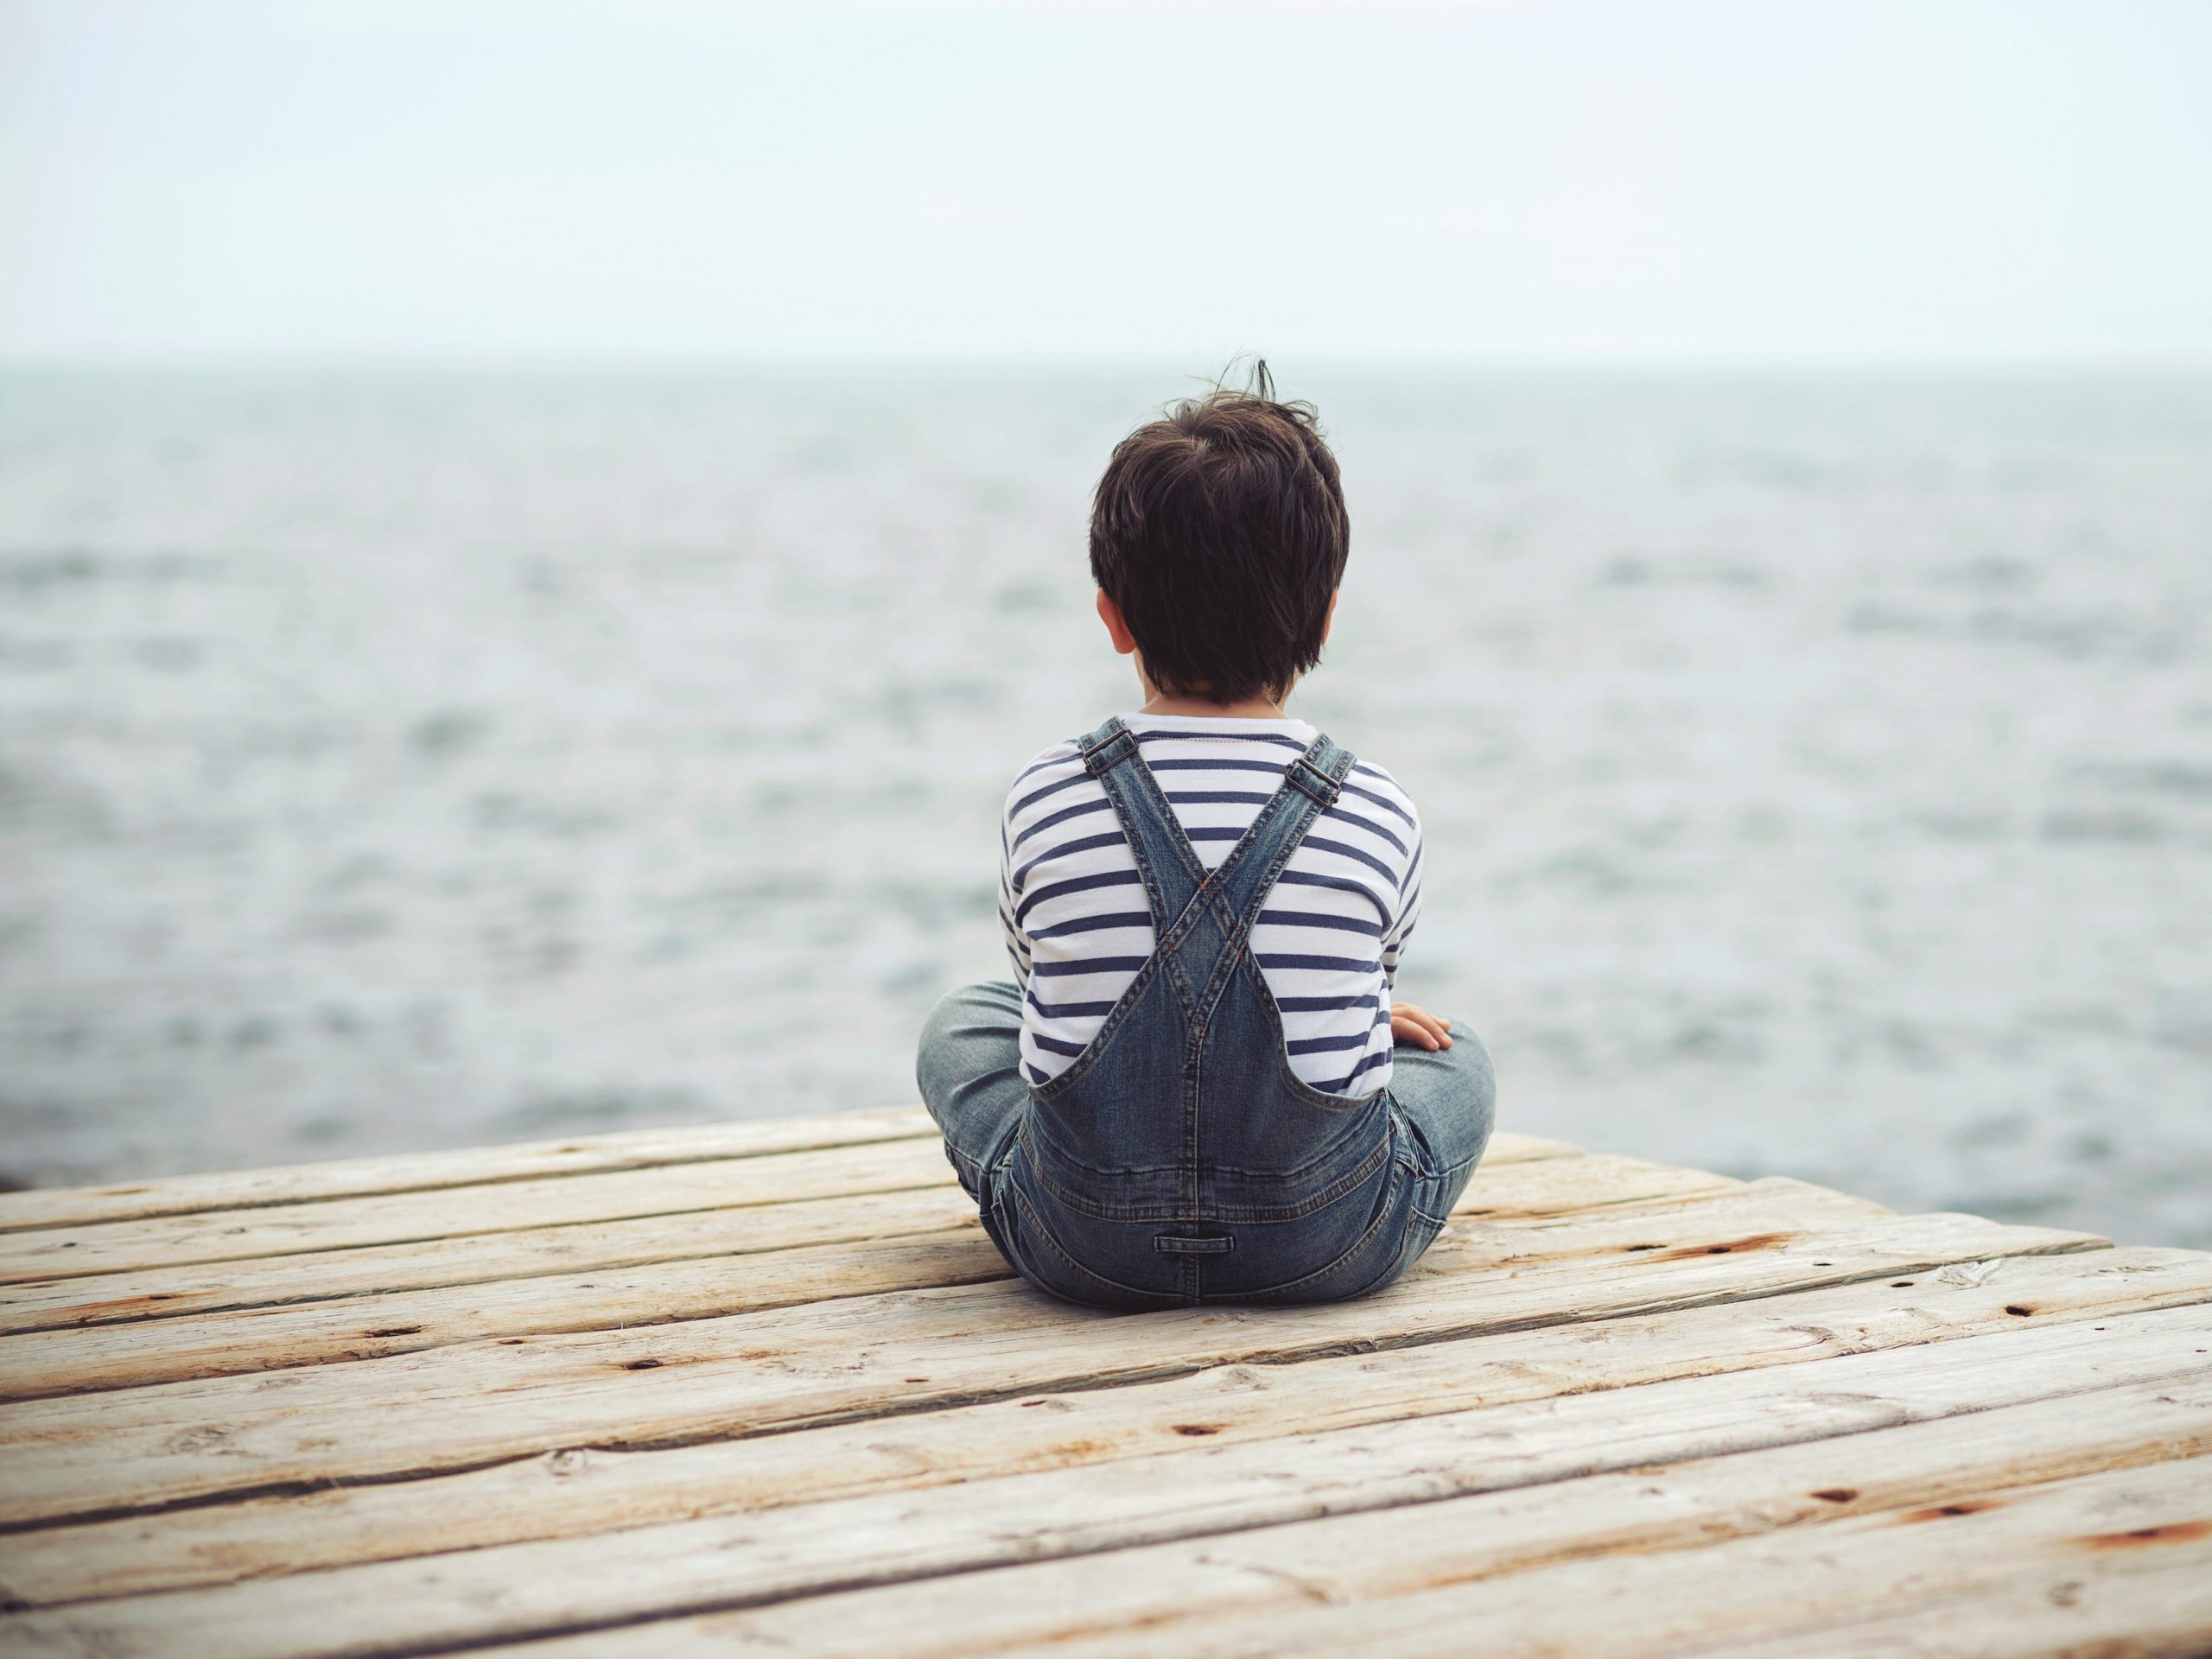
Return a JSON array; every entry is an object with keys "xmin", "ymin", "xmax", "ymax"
[{"xmin": 1390, "ymin": 1002, "xmax": 1454, "ymax": 1051}]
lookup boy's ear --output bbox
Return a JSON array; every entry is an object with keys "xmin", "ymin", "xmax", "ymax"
[
  {"xmin": 1321, "ymin": 588, "xmax": 1338, "ymax": 646},
  {"xmin": 1096, "ymin": 590, "xmax": 1139, "ymax": 656}
]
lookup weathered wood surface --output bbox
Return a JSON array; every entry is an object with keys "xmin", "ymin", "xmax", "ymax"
[
  {"xmin": 1, "ymin": 1110, "xmax": 2207, "ymax": 1659},
  {"xmin": 0, "ymin": 1130, "xmax": 1576, "ymax": 1288},
  {"xmin": 0, "ymin": 1109, "xmax": 943, "ymax": 1232},
  {"xmin": 0, "ymin": 1149, "xmax": 1726, "ymax": 1387}
]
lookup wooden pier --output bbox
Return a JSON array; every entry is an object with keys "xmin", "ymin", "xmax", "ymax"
[{"xmin": 2, "ymin": 1108, "xmax": 2209, "ymax": 1656}]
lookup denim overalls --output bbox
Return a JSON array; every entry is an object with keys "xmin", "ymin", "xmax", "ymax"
[{"xmin": 978, "ymin": 715, "xmax": 1457, "ymax": 1309}]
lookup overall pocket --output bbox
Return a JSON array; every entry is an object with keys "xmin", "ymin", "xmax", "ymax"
[
  {"xmin": 993, "ymin": 1167, "xmax": 1181, "ymax": 1312},
  {"xmin": 1232, "ymin": 1151, "xmax": 1422, "ymax": 1306}
]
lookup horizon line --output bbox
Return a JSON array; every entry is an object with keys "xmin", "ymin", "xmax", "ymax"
[{"xmin": 7, "ymin": 349, "xmax": 2212, "ymax": 379}]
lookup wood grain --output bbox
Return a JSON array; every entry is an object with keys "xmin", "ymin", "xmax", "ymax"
[
  {"xmin": 0, "ymin": 1109, "xmax": 941, "ymax": 1232},
  {"xmin": 0, "ymin": 1149, "xmax": 1715, "ymax": 1343},
  {"xmin": 0, "ymin": 1131, "xmax": 1583, "ymax": 1286},
  {"xmin": 12, "ymin": 1307, "xmax": 2209, "ymax": 1657},
  {"xmin": 0, "ymin": 1204, "xmax": 2102, "ymax": 1529},
  {"xmin": 399, "ymin": 1410, "xmax": 2212, "ymax": 1659},
  {"xmin": 11, "ymin": 1246, "xmax": 2202, "ymax": 1608},
  {"xmin": 2, "ymin": 1109, "xmax": 2203, "ymax": 1658}
]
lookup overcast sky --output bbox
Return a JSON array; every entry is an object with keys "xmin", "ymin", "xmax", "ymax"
[{"xmin": 3, "ymin": 0, "xmax": 2209, "ymax": 365}]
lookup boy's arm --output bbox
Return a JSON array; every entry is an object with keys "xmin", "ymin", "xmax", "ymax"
[
  {"xmin": 1380, "ymin": 827, "xmax": 1422, "ymax": 995},
  {"xmin": 996, "ymin": 815, "xmax": 1032, "ymax": 988},
  {"xmin": 1383, "ymin": 823, "xmax": 1451, "ymax": 1049}
]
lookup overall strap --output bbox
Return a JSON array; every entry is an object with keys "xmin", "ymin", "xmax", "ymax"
[
  {"xmin": 1198, "ymin": 732, "xmax": 1360, "ymax": 939},
  {"xmin": 1075, "ymin": 715, "xmax": 1212, "ymax": 941}
]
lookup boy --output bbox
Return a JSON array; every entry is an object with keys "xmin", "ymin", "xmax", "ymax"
[{"xmin": 916, "ymin": 379, "xmax": 1494, "ymax": 1309}]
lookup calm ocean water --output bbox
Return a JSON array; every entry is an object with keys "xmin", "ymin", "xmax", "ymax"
[{"xmin": 2, "ymin": 367, "xmax": 2207, "ymax": 1247}]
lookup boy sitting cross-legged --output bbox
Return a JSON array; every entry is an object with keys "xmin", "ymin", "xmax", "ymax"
[{"xmin": 917, "ymin": 377, "xmax": 1495, "ymax": 1310}]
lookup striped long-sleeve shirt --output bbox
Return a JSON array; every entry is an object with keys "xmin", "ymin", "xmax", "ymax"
[{"xmin": 998, "ymin": 714, "xmax": 1424, "ymax": 1097}]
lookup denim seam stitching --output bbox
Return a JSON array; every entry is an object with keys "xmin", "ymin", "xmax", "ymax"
[
  {"xmin": 1185, "ymin": 1107, "xmax": 1392, "ymax": 1185},
  {"xmin": 1026, "ymin": 951, "xmax": 1164, "ymax": 1103},
  {"xmin": 1004, "ymin": 1182, "xmax": 1179, "ymax": 1305},
  {"xmin": 1244, "ymin": 949, "xmax": 1392, "ymax": 1113},
  {"xmin": 1243, "ymin": 1174, "xmax": 1406, "ymax": 1300},
  {"xmin": 1180, "ymin": 733, "xmax": 1351, "ymax": 934},
  {"xmin": 1017, "ymin": 1114, "xmax": 1389, "ymax": 1223}
]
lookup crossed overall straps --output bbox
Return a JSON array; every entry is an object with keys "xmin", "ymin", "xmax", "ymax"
[{"xmin": 1078, "ymin": 715, "xmax": 1358, "ymax": 1022}]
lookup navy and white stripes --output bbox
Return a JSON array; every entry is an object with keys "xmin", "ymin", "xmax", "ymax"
[{"xmin": 999, "ymin": 714, "xmax": 1423, "ymax": 1096}]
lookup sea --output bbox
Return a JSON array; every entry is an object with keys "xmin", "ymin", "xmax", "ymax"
[{"xmin": 2, "ymin": 365, "xmax": 2208, "ymax": 1249}]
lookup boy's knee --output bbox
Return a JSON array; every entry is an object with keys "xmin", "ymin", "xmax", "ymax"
[
  {"xmin": 1446, "ymin": 1021, "xmax": 1495, "ymax": 1096},
  {"xmin": 916, "ymin": 984, "xmax": 963, "ymax": 1055},
  {"xmin": 914, "ymin": 989, "xmax": 968, "ymax": 1105},
  {"xmin": 915, "ymin": 980, "xmax": 1020, "ymax": 1108},
  {"xmin": 1438, "ymin": 1022, "xmax": 1497, "ymax": 1139}
]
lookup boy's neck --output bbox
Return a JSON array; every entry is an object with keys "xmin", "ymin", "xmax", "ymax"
[
  {"xmin": 1135, "ymin": 687, "xmax": 1294, "ymax": 721},
  {"xmin": 1123, "ymin": 664, "xmax": 1292, "ymax": 721}
]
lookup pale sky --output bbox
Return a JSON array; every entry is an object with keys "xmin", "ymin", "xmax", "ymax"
[{"xmin": 3, "ymin": 0, "xmax": 2209, "ymax": 365}]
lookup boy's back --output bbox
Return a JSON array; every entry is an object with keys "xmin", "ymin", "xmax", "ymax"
[
  {"xmin": 917, "ymin": 375, "xmax": 1494, "ymax": 1310},
  {"xmin": 1001, "ymin": 715, "xmax": 1422, "ymax": 1098}
]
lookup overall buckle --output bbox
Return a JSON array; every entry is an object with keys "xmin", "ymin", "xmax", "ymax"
[
  {"xmin": 1083, "ymin": 724, "xmax": 1141, "ymax": 778},
  {"xmin": 1285, "ymin": 754, "xmax": 1341, "ymax": 806}
]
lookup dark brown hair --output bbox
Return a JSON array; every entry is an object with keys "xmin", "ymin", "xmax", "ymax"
[{"xmin": 1089, "ymin": 372, "xmax": 1348, "ymax": 705}]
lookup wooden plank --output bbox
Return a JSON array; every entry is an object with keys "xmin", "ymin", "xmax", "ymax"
[
  {"xmin": 0, "ymin": 1157, "xmax": 1745, "ymax": 1397},
  {"xmin": 0, "ymin": 1139, "xmax": 959, "ymax": 1285},
  {"xmin": 0, "ymin": 1108, "xmax": 941, "ymax": 1232},
  {"xmin": 4, "ymin": 1107, "xmax": 2199, "ymax": 1659},
  {"xmin": 0, "ymin": 1202, "xmax": 2108, "ymax": 1533},
  {"xmin": 453, "ymin": 1414, "xmax": 2212, "ymax": 1659},
  {"xmin": 13, "ymin": 1306, "xmax": 2209, "ymax": 1656},
  {"xmin": 9, "ymin": 1244, "xmax": 2202, "ymax": 1607},
  {"xmin": 0, "ymin": 1132, "xmax": 1584, "ymax": 1286},
  {"xmin": 0, "ymin": 1185, "xmax": 1964, "ymax": 1451},
  {"xmin": 0, "ymin": 1209, "xmax": 2101, "ymax": 1534},
  {"xmin": 1451, "ymin": 1148, "xmax": 1733, "ymax": 1220},
  {"xmin": 1695, "ymin": 1554, "xmax": 2212, "ymax": 1659},
  {"xmin": 0, "ymin": 1176, "xmax": 1893, "ymax": 1459},
  {"xmin": 0, "ymin": 1116, "xmax": 1585, "ymax": 1236},
  {"xmin": 0, "ymin": 1149, "xmax": 1714, "ymax": 1340},
  {"xmin": 0, "ymin": 1185, "xmax": 982, "ymax": 1338},
  {"xmin": 0, "ymin": 1230, "xmax": 1009, "ymax": 1402},
  {"xmin": 1025, "ymin": 1457, "xmax": 2212, "ymax": 1659}
]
